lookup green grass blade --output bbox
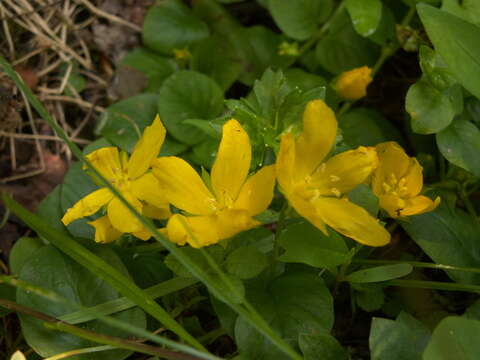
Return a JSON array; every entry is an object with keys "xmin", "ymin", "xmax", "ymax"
[{"xmin": 60, "ymin": 277, "xmax": 198, "ymax": 324}]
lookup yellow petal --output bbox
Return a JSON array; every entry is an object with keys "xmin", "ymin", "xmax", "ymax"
[
  {"xmin": 379, "ymin": 194, "xmax": 406, "ymax": 218},
  {"xmin": 211, "ymin": 119, "xmax": 251, "ymax": 207},
  {"xmin": 234, "ymin": 165, "xmax": 276, "ymax": 216},
  {"xmin": 143, "ymin": 203, "xmax": 171, "ymax": 220},
  {"xmin": 216, "ymin": 209, "xmax": 260, "ymax": 240},
  {"xmin": 309, "ymin": 146, "xmax": 378, "ymax": 196},
  {"xmin": 152, "ymin": 157, "xmax": 217, "ymax": 215},
  {"xmin": 166, "ymin": 214, "xmax": 219, "ymax": 248},
  {"xmin": 276, "ymin": 133, "xmax": 297, "ymax": 193},
  {"xmin": 372, "ymin": 142, "xmax": 411, "ymax": 195},
  {"xmin": 400, "ymin": 195, "xmax": 440, "ymax": 217},
  {"xmin": 286, "ymin": 192, "xmax": 328, "ymax": 234},
  {"xmin": 107, "ymin": 193, "xmax": 144, "ymax": 233},
  {"xmin": 402, "ymin": 158, "xmax": 423, "ymax": 197},
  {"xmin": 315, "ymin": 197, "xmax": 390, "ymax": 246},
  {"xmin": 132, "ymin": 227, "xmax": 152, "ymax": 241},
  {"xmin": 295, "ymin": 100, "xmax": 337, "ymax": 178},
  {"xmin": 88, "ymin": 216, "xmax": 122, "ymax": 244},
  {"xmin": 334, "ymin": 66, "xmax": 373, "ymax": 101},
  {"xmin": 85, "ymin": 147, "xmax": 122, "ymax": 182},
  {"xmin": 62, "ymin": 188, "xmax": 113, "ymax": 225},
  {"xmin": 127, "ymin": 115, "xmax": 166, "ymax": 179},
  {"xmin": 131, "ymin": 172, "xmax": 170, "ymax": 212}
]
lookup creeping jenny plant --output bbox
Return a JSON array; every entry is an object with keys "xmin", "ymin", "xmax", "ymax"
[
  {"xmin": 61, "ymin": 116, "xmax": 170, "ymax": 243},
  {"xmin": 276, "ymin": 99, "xmax": 390, "ymax": 247},
  {"xmin": 152, "ymin": 119, "xmax": 276, "ymax": 248}
]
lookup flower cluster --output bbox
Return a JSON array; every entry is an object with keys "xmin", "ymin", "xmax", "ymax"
[{"xmin": 62, "ymin": 100, "xmax": 439, "ymax": 248}]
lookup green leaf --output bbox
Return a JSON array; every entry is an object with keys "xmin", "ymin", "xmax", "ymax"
[
  {"xmin": 346, "ymin": 0, "xmax": 382, "ymax": 37},
  {"xmin": 17, "ymin": 245, "xmax": 146, "ymax": 359},
  {"xmin": 244, "ymin": 26, "xmax": 293, "ymax": 72},
  {"xmin": 419, "ymin": 46, "xmax": 457, "ymax": 91},
  {"xmin": 235, "ymin": 269, "xmax": 334, "ymax": 359},
  {"xmin": 164, "ymin": 246, "xmax": 225, "ymax": 278},
  {"xmin": 401, "ymin": 201, "xmax": 480, "ymax": 285},
  {"xmin": 119, "ymin": 48, "xmax": 177, "ymax": 92},
  {"xmin": 423, "ymin": 316, "xmax": 480, "ymax": 360},
  {"xmin": 37, "ymin": 185, "xmax": 68, "ymax": 234},
  {"xmin": 190, "ymin": 138, "xmax": 220, "ymax": 169},
  {"xmin": 191, "ymin": 34, "xmax": 243, "ymax": 91},
  {"xmin": 316, "ymin": 10, "xmax": 379, "ymax": 74},
  {"xmin": 353, "ymin": 283, "xmax": 385, "ymax": 312},
  {"xmin": 346, "ymin": 264, "xmax": 413, "ymax": 283},
  {"xmin": 339, "ymin": 108, "xmax": 404, "ymax": 148},
  {"xmin": 367, "ymin": 5, "xmax": 396, "ymax": 45},
  {"xmin": 98, "ymin": 93, "xmax": 158, "ymax": 153},
  {"xmin": 418, "ymin": 4, "xmax": 480, "ymax": 100},
  {"xmin": 158, "ymin": 71, "xmax": 224, "ymax": 145},
  {"xmin": 225, "ymin": 247, "xmax": 269, "ymax": 279},
  {"xmin": 370, "ymin": 312, "xmax": 431, "ymax": 360},
  {"xmin": 9, "ymin": 237, "xmax": 44, "ymax": 275},
  {"xmin": 436, "ymin": 116, "xmax": 480, "ymax": 176},
  {"xmin": 406, "ymin": 79, "xmax": 463, "ymax": 134},
  {"xmin": 267, "ymin": 0, "xmax": 333, "ymax": 40},
  {"xmin": 143, "ymin": 0, "xmax": 209, "ymax": 56},
  {"xmin": 278, "ymin": 221, "xmax": 349, "ymax": 269},
  {"xmin": 442, "ymin": 0, "xmax": 480, "ymax": 26},
  {"xmin": 299, "ymin": 333, "xmax": 348, "ymax": 360},
  {"xmin": 348, "ymin": 184, "xmax": 379, "ymax": 216}
]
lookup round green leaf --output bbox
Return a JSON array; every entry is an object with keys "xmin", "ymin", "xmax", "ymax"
[
  {"xmin": 143, "ymin": 0, "xmax": 209, "ymax": 56},
  {"xmin": 158, "ymin": 71, "xmax": 224, "ymax": 145},
  {"xmin": 278, "ymin": 221, "xmax": 349, "ymax": 269},
  {"xmin": 339, "ymin": 108, "xmax": 404, "ymax": 147},
  {"xmin": 267, "ymin": 0, "xmax": 333, "ymax": 40},
  {"xmin": 346, "ymin": 264, "xmax": 413, "ymax": 283},
  {"xmin": 225, "ymin": 247, "xmax": 269, "ymax": 279},
  {"xmin": 436, "ymin": 117, "xmax": 480, "ymax": 176},
  {"xmin": 418, "ymin": 4, "xmax": 480, "ymax": 100},
  {"xmin": 299, "ymin": 333, "xmax": 348, "ymax": 360},
  {"xmin": 17, "ymin": 245, "xmax": 146, "ymax": 359},
  {"xmin": 315, "ymin": 11, "xmax": 379, "ymax": 74},
  {"xmin": 406, "ymin": 80, "xmax": 463, "ymax": 134},
  {"xmin": 424, "ymin": 316, "xmax": 480, "ymax": 360},
  {"xmin": 98, "ymin": 93, "xmax": 158, "ymax": 153},
  {"xmin": 234, "ymin": 269, "xmax": 334, "ymax": 359},
  {"xmin": 9, "ymin": 237, "xmax": 44, "ymax": 275},
  {"xmin": 191, "ymin": 34, "xmax": 243, "ymax": 91},
  {"xmin": 346, "ymin": 0, "xmax": 382, "ymax": 37},
  {"xmin": 120, "ymin": 48, "xmax": 176, "ymax": 92},
  {"xmin": 370, "ymin": 312, "xmax": 431, "ymax": 360}
]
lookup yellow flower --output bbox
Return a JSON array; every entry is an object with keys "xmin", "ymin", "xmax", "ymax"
[
  {"xmin": 372, "ymin": 142, "xmax": 440, "ymax": 218},
  {"xmin": 334, "ymin": 66, "xmax": 373, "ymax": 101},
  {"xmin": 152, "ymin": 119, "xmax": 276, "ymax": 248},
  {"xmin": 276, "ymin": 99, "xmax": 390, "ymax": 247},
  {"xmin": 61, "ymin": 116, "xmax": 171, "ymax": 243}
]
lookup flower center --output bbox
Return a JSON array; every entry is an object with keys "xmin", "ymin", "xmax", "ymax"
[{"xmin": 382, "ymin": 173, "xmax": 408, "ymax": 197}]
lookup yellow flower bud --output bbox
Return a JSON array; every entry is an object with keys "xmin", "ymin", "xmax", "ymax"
[{"xmin": 334, "ymin": 66, "xmax": 373, "ymax": 101}]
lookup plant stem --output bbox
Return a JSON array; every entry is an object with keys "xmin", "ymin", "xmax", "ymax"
[
  {"xmin": 298, "ymin": 1, "xmax": 346, "ymax": 55},
  {"xmin": 353, "ymin": 259, "xmax": 480, "ymax": 274},
  {"xmin": 385, "ymin": 279, "xmax": 480, "ymax": 293},
  {"xmin": 273, "ymin": 201, "xmax": 289, "ymax": 261}
]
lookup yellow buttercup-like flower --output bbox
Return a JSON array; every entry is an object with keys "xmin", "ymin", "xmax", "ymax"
[
  {"xmin": 61, "ymin": 116, "xmax": 171, "ymax": 243},
  {"xmin": 152, "ymin": 119, "xmax": 276, "ymax": 248},
  {"xmin": 372, "ymin": 142, "xmax": 440, "ymax": 218},
  {"xmin": 334, "ymin": 66, "xmax": 373, "ymax": 101},
  {"xmin": 276, "ymin": 99, "xmax": 390, "ymax": 247}
]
